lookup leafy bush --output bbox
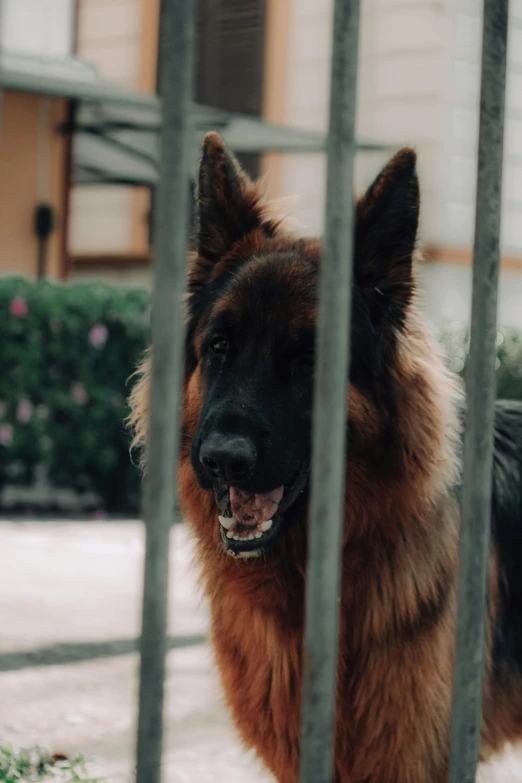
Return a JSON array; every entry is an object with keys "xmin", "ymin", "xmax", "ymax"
[
  {"xmin": 0, "ymin": 277, "xmax": 149, "ymax": 515},
  {"xmin": 0, "ymin": 742, "xmax": 106, "ymax": 782},
  {"xmin": 437, "ymin": 321, "xmax": 522, "ymax": 401},
  {"xmin": 0, "ymin": 278, "xmax": 520, "ymax": 516}
]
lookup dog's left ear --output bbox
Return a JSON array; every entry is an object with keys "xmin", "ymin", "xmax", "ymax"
[
  {"xmin": 354, "ymin": 148, "xmax": 419, "ymax": 326},
  {"xmin": 194, "ymin": 132, "xmax": 275, "ymax": 268}
]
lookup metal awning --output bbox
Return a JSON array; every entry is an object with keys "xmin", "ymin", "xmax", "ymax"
[
  {"xmin": 72, "ymin": 100, "xmax": 396, "ymax": 187},
  {"xmin": 0, "ymin": 50, "xmax": 159, "ymax": 108},
  {"xmin": 0, "ymin": 50, "xmax": 394, "ymax": 186},
  {"xmin": 71, "ymin": 99, "xmax": 329, "ymax": 186}
]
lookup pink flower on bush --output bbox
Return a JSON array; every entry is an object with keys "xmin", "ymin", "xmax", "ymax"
[
  {"xmin": 10, "ymin": 297, "xmax": 28, "ymax": 317},
  {"xmin": 89, "ymin": 323, "xmax": 109, "ymax": 348},
  {"xmin": 0, "ymin": 424, "xmax": 13, "ymax": 446},
  {"xmin": 17, "ymin": 400, "xmax": 33, "ymax": 423},
  {"xmin": 71, "ymin": 382, "xmax": 88, "ymax": 406}
]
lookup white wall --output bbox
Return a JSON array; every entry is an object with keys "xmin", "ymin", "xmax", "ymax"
[
  {"xmin": 425, "ymin": 0, "xmax": 522, "ymax": 327},
  {"xmin": 276, "ymin": 0, "xmax": 332, "ymax": 235},
  {"xmin": 418, "ymin": 262, "xmax": 522, "ymax": 329},
  {"xmin": 442, "ymin": 0, "xmax": 522, "ymax": 255},
  {"xmin": 0, "ymin": 0, "xmax": 75, "ymax": 58},
  {"xmin": 277, "ymin": 0, "xmax": 522, "ymax": 326},
  {"xmin": 279, "ymin": 0, "xmax": 450, "ymax": 240}
]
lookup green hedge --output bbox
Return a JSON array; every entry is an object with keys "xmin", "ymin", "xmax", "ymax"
[
  {"xmin": 0, "ymin": 741, "xmax": 105, "ymax": 782},
  {"xmin": 0, "ymin": 277, "xmax": 149, "ymax": 515},
  {"xmin": 438, "ymin": 321, "xmax": 522, "ymax": 401},
  {"xmin": 0, "ymin": 277, "xmax": 520, "ymax": 516}
]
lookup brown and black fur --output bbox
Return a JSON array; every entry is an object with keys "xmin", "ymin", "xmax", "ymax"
[{"xmin": 129, "ymin": 132, "xmax": 522, "ymax": 782}]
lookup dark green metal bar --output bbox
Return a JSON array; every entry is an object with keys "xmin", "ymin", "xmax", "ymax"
[
  {"xmin": 299, "ymin": 0, "xmax": 360, "ymax": 781},
  {"xmin": 135, "ymin": 1, "xmax": 196, "ymax": 782},
  {"xmin": 449, "ymin": 1, "xmax": 509, "ymax": 780}
]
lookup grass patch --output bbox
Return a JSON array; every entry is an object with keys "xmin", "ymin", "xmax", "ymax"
[{"xmin": 0, "ymin": 743, "xmax": 106, "ymax": 783}]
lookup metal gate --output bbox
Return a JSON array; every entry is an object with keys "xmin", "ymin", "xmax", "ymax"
[{"xmin": 135, "ymin": 0, "xmax": 510, "ymax": 781}]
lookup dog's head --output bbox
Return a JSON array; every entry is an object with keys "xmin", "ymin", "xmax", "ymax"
[
  {"xmin": 129, "ymin": 133, "xmax": 459, "ymax": 559},
  {"xmin": 173, "ymin": 132, "xmax": 421, "ymax": 558}
]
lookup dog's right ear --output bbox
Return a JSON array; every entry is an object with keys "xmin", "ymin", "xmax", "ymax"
[
  {"xmin": 193, "ymin": 133, "xmax": 276, "ymax": 275},
  {"xmin": 354, "ymin": 147, "xmax": 419, "ymax": 329}
]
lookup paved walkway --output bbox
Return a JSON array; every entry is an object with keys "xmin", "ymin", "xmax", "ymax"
[{"xmin": 0, "ymin": 521, "xmax": 520, "ymax": 782}]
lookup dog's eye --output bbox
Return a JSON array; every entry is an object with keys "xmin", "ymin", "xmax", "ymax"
[{"xmin": 209, "ymin": 337, "xmax": 228, "ymax": 355}]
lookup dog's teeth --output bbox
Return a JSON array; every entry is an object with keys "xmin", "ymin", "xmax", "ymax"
[
  {"xmin": 226, "ymin": 531, "xmax": 234, "ymax": 539},
  {"xmin": 260, "ymin": 519, "xmax": 273, "ymax": 532},
  {"xmin": 233, "ymin": 535, "xmax": 241, "ymax": 541},
  {"xmin": 247, "ymin": 534, "xmax": 255, "ymax": 541},
  {"xmin": 237, "ymin": 549, "xmax": 261, "ymax": 559},
  {"xmin": 255, "ymin": 532, "xmax": 263, "ymax": 539},
  {"xmin": 219, "ymin": 515, "xmax": 234, "ymax": 530}
]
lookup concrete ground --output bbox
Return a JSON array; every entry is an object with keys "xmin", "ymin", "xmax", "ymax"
[{"xmin": 0, "ymin": 521, "xmax": 520, "ymax": 782}]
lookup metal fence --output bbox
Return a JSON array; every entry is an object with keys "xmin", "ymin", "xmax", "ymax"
[{"xmin": 137, "ymin": 0, "xmax": 509, "ymax": 782}]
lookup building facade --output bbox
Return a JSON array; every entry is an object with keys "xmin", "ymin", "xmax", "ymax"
[
  {"xmin": 2, "ymin": 0, "xmax": 521, "ymax": 326},
  {"xmin": 0, "ymin": 0, "xmax": 74, "ymax": 278},
  {"xmin": 69, "ymin": 0, "xmax": 159, "ymax": 287},
  {"xmin": 266, "ymin": 0, "xmax": 522, "ymax": 326}
]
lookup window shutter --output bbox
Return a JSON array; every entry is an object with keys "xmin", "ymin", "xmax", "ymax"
[{"xmin": 196, "ymin": 0, "xmax": 267, "ymax": 178}]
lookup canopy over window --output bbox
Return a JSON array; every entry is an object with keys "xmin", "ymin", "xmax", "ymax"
[{"xmin": 0, "ymin": 51, "xmax": 393, "ymax": 186}]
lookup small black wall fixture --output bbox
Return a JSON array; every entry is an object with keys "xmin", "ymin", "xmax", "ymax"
[{"xmin": 34, "ymin": 202, "xmax": 56, "ymax": 280}]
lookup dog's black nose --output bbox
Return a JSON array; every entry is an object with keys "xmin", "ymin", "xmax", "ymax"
[{"xmin": 199, "ymin": 434, "xmax": 256, "ymax": 482}]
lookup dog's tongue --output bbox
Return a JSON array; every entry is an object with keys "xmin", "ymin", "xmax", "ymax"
[{"xmin": 230, "ymin": 486, "xmax": 284, "ymax": 525}]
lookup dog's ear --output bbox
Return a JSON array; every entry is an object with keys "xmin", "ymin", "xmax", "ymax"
[
  {"xmin": 194, "ymin": 132, "xmax": 275, "ymax": 269},
  {"xmin": 354, "ymin": 148, "xmax": 419, "ymax": 327}
]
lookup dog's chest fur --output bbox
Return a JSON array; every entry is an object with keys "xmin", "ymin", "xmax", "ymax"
[{"xmin": 204, "ymin": 533, "xmax": 457, "ymax": 783}]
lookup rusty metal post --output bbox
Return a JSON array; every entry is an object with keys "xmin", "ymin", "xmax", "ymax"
[
  {"xmin": 449, "ymin": 0, "xmax": 509, "ymax": 781},
  {"xmin": 299, "ymin": 1, "xmax": 360, "ymax": 781},
  {"xmin": 135, "ymin": 1, "xmax": 196, "ymax": 782}
]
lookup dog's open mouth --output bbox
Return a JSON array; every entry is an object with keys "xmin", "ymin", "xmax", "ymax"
[{"xmin": 214, "ymin": 461, "xmax": 309, "ymax": 558}]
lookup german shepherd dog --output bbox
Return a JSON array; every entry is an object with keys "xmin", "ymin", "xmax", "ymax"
[{"xmin": 129, "ymin": 132, "xmax": 522, "ymax": 782}]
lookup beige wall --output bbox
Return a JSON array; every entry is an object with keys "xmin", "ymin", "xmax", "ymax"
[
  {"xmin": 0, "ymin": 91, "xmax": 68, "ymax": 279},
  {"xmin": 70, "ymin": 0, "xmax": 159, "ymax": 269},
  {"xmin": 260, "ymin": 0, "xmax": 292, "ymax": 199},
  {"xmin": 132, "ymin": 0, "xmax": 160, "ymax": 254},
  {"xmin": 76, "ymin": 0, "xmax": 143, "ymax": 88}
]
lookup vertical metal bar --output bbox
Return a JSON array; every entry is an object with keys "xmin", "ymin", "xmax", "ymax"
[
  {"xmin": 60, "ymin": 100, "xmax": 76, "ymax": 280},
  {"xmin": 135, "ymin": 2, "xmax": 196, "ymax": 783},
  {"xmin": 449, "ymin": 1, "xmax": 509, "ymax": 781},
  {"xmin": 299, "ymin": 1, "xmax": 360, "ymax": 781}
]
